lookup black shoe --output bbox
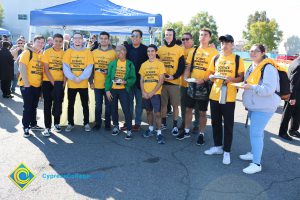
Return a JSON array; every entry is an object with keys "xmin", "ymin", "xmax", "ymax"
[
  {"xmin": 289, "ymin": 130, "xmax": 300, "ymax": 138},
  {"xmin": 30, "ymin": 125, "xmax": 44, "ymax": 131},
  {"xmin": 157, "ymin": 134, "xmax": 166, "ymax": 144},
  {"xmin": 92, "ymin": 124, "xmax": 101, "ymax": 131},
  {"xmin": 3, "ymin": 94, "xmax": 13, "ymax": 98},
  {"xmin": 279, "ymin": 134, "xmax": 293, "ymax": 141},
  {"xmin": 176, "ymin": 131, "xmax": 185, "ymax": 140},
  {"xmin": 196, "ymin": 134, "xmax": 205, "ymax": 145},
  {"xmin": 23, "ymin": 128, "xmax": 31, "ymax": 138}
]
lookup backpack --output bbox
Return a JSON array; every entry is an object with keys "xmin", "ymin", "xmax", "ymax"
[{"xmin": 261, "ymin": 64, "xmax": 291, "ymax": 100}]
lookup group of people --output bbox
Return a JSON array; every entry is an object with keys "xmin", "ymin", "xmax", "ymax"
[{"xmin": 1, "ymin": 27, "xmax": 299, "ymax": 175}]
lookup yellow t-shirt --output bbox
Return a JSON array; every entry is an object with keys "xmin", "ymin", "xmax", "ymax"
[
  {"xmin": 63, "ymin": 48, "xmax": 94, "ymax": 89},
  {"xmin": 41, "ymin": 48, "xmax": 64, "ymax": 81},
  {"xmin": 208, "ymin": 53, "xmax": 245, "ymax": 102},
  {"xmin": 139, "ymin": 59, "xmax": 166, "ymax": 95},
  {"xmin": 92, "ymin": 49, "xmax": 117, "ymax": 89},
  {"xmin": 18, "ymin": 50, "xmax": 43, "ymax": 87},
  {"xmin": 187, "ymin": 47, "xmax": 219, "ymax": 80},
  {"xmin": 112, "ymin": 60, "xmax": 126, "ymax": 89},
  {"xmin": 180, "ymin": 47, "xmax": 195, "ymax": 87},
  {"xmin": 157, "ymin": 45, "xmax": 184, "ymax": 85}
]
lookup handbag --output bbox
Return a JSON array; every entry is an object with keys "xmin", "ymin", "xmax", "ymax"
[{"xmin": 187, "ymin": 81, "xmax": 211, "ymax": 100}]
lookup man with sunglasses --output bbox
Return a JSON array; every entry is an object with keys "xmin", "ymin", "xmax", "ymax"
[
  {"xmin": 89, "ymin": 31, "xmax": 117, "ymax": 131},
  {"xmin": 122, "ymin": 29, "xmax": 148, "ymax": 132},
  {"xmin": 158, "ymin": 28, "xmax": 185, "ymax": 136},
  {"xmin": 63, "ymin": 32, "xmax": 94, "ymax": 132},
  {"xmin": 179, "ymin": 33, "xmax": 200, "ymax": 133}
]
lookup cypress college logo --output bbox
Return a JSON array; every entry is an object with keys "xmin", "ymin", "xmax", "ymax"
[{"xmin": 8, "ymin": 163, "xmax": 36, "ymax": 190}]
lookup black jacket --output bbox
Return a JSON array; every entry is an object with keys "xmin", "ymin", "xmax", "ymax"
[
  {"xmin": 0, "ymin": 48, "xmax": 14, "ymax": 80},
  {"xmin": 288, "ymin": 56, "xmax": 300, "ymax": 100}
]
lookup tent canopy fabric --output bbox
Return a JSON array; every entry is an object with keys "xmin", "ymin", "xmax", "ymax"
[
  {"xmin": 0, "ymin": 28, "xmax": 11, "ymax": 36},
  {"xmin": 30, "ymin": 0, "xmax": 162, "ymax": 29}
]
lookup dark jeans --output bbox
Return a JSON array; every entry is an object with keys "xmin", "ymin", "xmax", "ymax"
[
  {"xmin": 20, "ymin": 86, "xmax": 41, "ymax": 129},
  {"xmin": 42, "ymin": 81, "xmax": 64, "ymax": 128},
  {"xmin": 111, "ymin": 89, "xmax": 132, "ymax": 130},
  {"xmin": 1, "ymin": 80, "xmax": 11, "ymax": 96},
  {"xmin": 279, "ymin": 101, "xmax": 300, "ymax": 135},
  {"xmin": 210, "ymin": 100, "xmax": 235, "ymax": 152},
  {"xmin": 68, "ymin": 88, "xmax": 89, "ymax": 126},
  {"xmin": 94, "ymin": 88, "xmax": 111, "ymax": 127},
  {"xmin": 129, "ymin": 85, "xmax": 142, "ymax": 125}
]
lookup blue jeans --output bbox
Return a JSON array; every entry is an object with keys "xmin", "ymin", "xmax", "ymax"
[
  {"xmin": 94, "ymin": 89, "xmax": 111, "ymax": 127},
  {"xmin": 11, "ymin": 75, "xmax": 18, "ymax": 92},
  {"xmin": 111, "ymin": 89, "xmax": 132, "ymax": 130},
  {"xmin": 129, "ymin": 85, "xmax": 142, "ymax": 125},
  {"xmin": 249, "ymin": 111, "xmax": 274, "ymax": 165}
]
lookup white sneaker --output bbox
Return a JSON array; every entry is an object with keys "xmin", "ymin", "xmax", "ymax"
[
  {"xmin": 204, "ymin": 146, "xmax": 224, "ymax": 155},
  {"xmin": 243, "ymin": 163, "xmax": 262, "ymax": 174},
  {"xmin": 42, "ymin": 129, "xmax": 51, "ymax": 137},
  {"xmin": 84, "ymin": 124, "xmax": 91, "ymax": 132},
  {"xmin": 65, "ymin": 124, "xmax": 74, "ymax": 132},
  {"xmin": 239, "ymin": 152, "xmax": 253, "ymax": 161},
  {"xmin": 223, "ymin": 152, "xmax": 231, "ymax": 165}
]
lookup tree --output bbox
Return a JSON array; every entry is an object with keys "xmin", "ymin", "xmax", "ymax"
[
  {"xmin": 243, "ymin": 11, "xmax": 283, "ymax": 51},
  {"xmin": 186, "ymin": 12, "xmax": 218, "ymax": 46},
  {"xmin": 0, "ymin": 4, "xmax": 4, "ymax": 27},
  {"xmin": 284, "ymin": 36, "xmax": 300, "ymax": 55}
]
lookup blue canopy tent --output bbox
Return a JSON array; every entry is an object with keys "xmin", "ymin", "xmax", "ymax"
[
  {"xmin": 30, "ymin": 0, "xmax": 162, "ymax": 42},
  {"xmin": 0, "ymin": 28, "xmax": 11, "ymax": 36}
]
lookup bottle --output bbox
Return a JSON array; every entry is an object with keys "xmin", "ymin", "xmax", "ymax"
[{"xmin": 219, "ymin": 82, "xmax": 227, "ymax": 104}]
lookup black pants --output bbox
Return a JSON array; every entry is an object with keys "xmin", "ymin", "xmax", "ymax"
[
  {"xmin": 210, "ymin": 100, "xmax": 235, "ymax": 152},
  {"xmin": 111, "ymin": 89, "xmax": 132, "ymax": 130},
  {"xmin": 68, "ymin": 88, "xmax": 89, "ymax": 126},
  {"xmin": 20, "ymin": 86, "xmax": 41, "ymax": 129},
  {"xmin": 279, "ymin": 101, "xmax": 300, "ymax": 135},
  {"xmin": 42, "ymin": 81, "xmax": 64, "ymax": 129},
  {"xmin": 1, "ymin": 80, "xmax": 11, "ymax": 96}
]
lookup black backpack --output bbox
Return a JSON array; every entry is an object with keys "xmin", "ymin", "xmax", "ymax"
[{"xmin": 261, "ymin": 64, "xmax": 291, "ymax": 100}]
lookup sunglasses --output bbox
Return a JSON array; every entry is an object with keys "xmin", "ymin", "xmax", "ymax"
[
  {"xmin": 182, "ymin": 38, "xmax": 191, "ymax": 41},
  {"xmin": 131, "ymin": 34, "xmax": 140, "ymax": 38}
]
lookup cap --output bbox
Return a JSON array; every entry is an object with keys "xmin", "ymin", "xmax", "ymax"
[{"xmin": 219, "ymin": 34, "xmax": 234, "ymax": 43}]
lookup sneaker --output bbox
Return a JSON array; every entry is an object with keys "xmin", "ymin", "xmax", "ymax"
[
  {"xmin": 92, "ymin": 124, "xmax": 101, "ymax": 131},
  {"xmin": 125, "ymin": 130, "xmax": 132, "ymax": 140},
  {"xmin": 196, "ymin": 133, "xmax": 205, "ymax": 145},
  {"xmin": 53, "ymin": 124, "xmax": 62, "ymax": 133},
  {"xmin": 176, "ymin": 130, "xmax": 190, "ymax": 140},
  {"xmin": 243, "ymin": 163, "xmax": 262, "ymax": 174},
  {"xmin": 171, "ymin": 127, "xmax": 179, "ymax": 136},
  {"xmin": 84, "ymin": 124, "xmax": 91, "ymax": 132},
  {"xmin": 157, "ymin": 134, "xmax": 166, "ymax": 144},
  {"xmin": 161, "ymin": 124, "xmax": 167, "ymax": 130},
  {"xmin": 143, "ymin": 129, "xmax": 155, "ymax": 138},
  {"xmin": 42, "ymin": 129, "xmax": 51, "ymax": 137},
  {"xmin": 223, "ymin": 152, "xmax": 231, "ymax": 165},
  {"xmin": 132, "ymin": 124, "xmax": 141, "ymax": 132},
  {"xmin": 239, "ymin": 152, "xmax": 253, "ymax": 161},
  {"xmin": 120, "ymin": 125, "xmax": 127, "ymax": 131},
  {"xmin": 23, "ymin": 128, "xmax": 31, "ymax": 138},
  {"xmin": 204, "ymin": 146, "xmax": 224, "ymax": 155},
  {"xmin": 65, "ymin": 124, "xmax": 74, "ymax": 132},
  {"xmin": 289, "ymin": 130, "xmax": 300, "ymax": 138},
  {"xmin": 167, "ymin": 111, "xmax": 173, "ymax": 116},
  {"xmin": 112, "ymin": 126, "xmax": 119, "ymax": 136},
  {"xmin": 30, "ymin": 125, "xmax": 44, "ymax": 131}
]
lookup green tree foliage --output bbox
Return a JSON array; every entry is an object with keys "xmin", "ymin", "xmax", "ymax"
[
  {"xmin": 243, "ymin": 11, "xmax": 283, "ymax": 51},
  {"xmin": 284, "ymin": 36, "xmax": 300, "ymax": 55},
  {"xmin": 186, "ymin": 12, "xmax": 218, "ymax": 46},
  {"xmin": 0, "ymin": 4, "xmax": 4, "ymax": 27}
]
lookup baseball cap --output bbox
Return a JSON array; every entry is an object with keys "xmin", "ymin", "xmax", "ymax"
[{"xmin": 219, "ymin": 34, "xmax": 234, "ymax": 43}]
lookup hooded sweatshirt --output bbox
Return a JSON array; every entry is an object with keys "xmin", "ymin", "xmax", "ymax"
[{"xmin": 242, "ymin": 63, "xmax": 281, "ymax": 113}]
